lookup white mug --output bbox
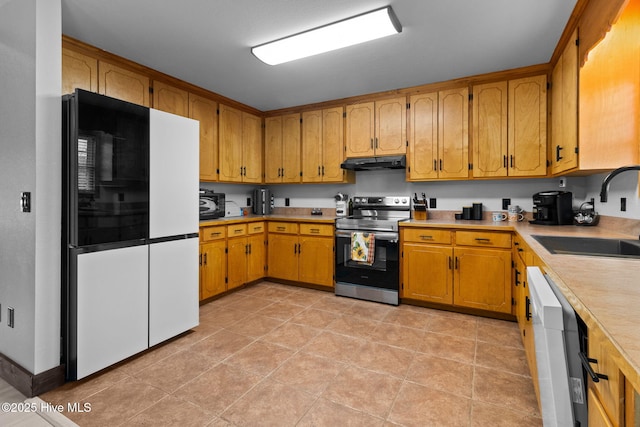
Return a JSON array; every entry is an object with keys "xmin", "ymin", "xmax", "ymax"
[
  {"xmin": 508, "ymin": 211, "xmax": 525, "ymax": 222},
  {"xmin": 508, "ymin": 205, "xmax": 522, "ymax": 214},
  {"xmin": 492, "ymin": 211, "xmax": 507, "ymax": 222}
]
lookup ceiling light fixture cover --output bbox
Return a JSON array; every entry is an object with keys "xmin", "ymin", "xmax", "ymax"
[{"xmin": 252, "ymin": 6, "xmax": 402, "ymax": 65}]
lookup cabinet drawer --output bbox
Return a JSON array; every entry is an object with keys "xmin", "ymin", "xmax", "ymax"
[
  {"xmin": 227, "ymin": 223, "xmax": 247, "ymax": 237},
  {"xmin": 403, "ymin": 228, "xmax": 452, "ymax": 244},
  {"xmin": 247, "ymin": 221, "xmax": 265, "ymax": 234},
  {"xmin": 268, "ymin": 221, "xmax": 298, "ymax": 234},
  {"xmin": 299, "ymin": 223, "xmax": 333, "ymax": 237},
  {"xmin": 200, "ymin": 226, "xmax": 226, "ymax": 242},
  {"xmin": 456, "ymin": 231, "xmax": 511, "ymax": 248}
]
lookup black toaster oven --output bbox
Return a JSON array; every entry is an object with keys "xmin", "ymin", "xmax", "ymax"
[{"xmin": 199, "ymin": 189, "xmax": 225, "ymax": 220}]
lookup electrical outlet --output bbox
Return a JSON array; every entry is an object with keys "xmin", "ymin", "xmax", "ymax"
[
  {"xmin": 429, "ymin": 198, "xmax": 437, "ymax": 209},
  {"xmin": 502, "ymin": 198, "xmax": 511, "ymax": 210},
  {"xmin": 285, "ymin": 198, "xmax": 290, "ymax": 207},
  {"xmin": 621, "ymin": 197, "xmax": 627, "ymax": 212},
  {"xmin": 20, "ymin": 192, "xmax": 30, "ymax": 212},
  {"xmin": 559, "ymin": 177, "xmax": 567, "ymax": 188},
  {"xmin": 246, "ymin": 197, "xmax": 251, "ymax": 206}
]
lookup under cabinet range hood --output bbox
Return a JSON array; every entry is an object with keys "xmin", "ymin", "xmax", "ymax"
[{"xmin": 340, "ymin": 155, "xmax": 406, "ymax": 171}]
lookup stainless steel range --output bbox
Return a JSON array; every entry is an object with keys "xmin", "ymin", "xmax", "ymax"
[{"xmin": 335, "ymin": 195, "xmax": 411, "ymax": 305}]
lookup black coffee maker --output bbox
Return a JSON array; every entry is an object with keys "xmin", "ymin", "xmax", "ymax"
[{"xmin": 530, "ymin": 191, "xmax": 574, "ymax": 225}]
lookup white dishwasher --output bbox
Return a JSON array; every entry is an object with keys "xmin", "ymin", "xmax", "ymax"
[{"xmin": 528, "ymin": 266, "xmax": 587, "ymax": 427}]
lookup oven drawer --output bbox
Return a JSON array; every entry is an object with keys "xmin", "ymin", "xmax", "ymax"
[
  {"xmin": 247, "ymin": 221, "xmax": 265, "ymax": 234},
  {"xmin": 300, "ymin": 223, "xmax": 333, "ymax": 237},
  {"xmin": 227, "ymin": 223, "xmax": 247, "ymax": 237},
  {"xmin": 268, "ymin": 221, "xmax": 298, "ymax": 234},
  {"xmin": 456, "ymin": 231, "xmax": 511, "ymax": 248},
  {"xmin": 200, "ymin": 225, "xmax": 226, "ymax": 242},
  {"xmin": 403, "ymin": 228, "xmax": 452, "ymax": 244}
]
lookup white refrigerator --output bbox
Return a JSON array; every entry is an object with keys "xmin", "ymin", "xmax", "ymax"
[{"xmin": 63, "ymin": 90, "xmax": 199, "ymax": 380}]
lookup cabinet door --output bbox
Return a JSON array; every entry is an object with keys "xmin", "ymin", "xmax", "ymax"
[
  {"xmin": 346, "ymin": 102, "xmax": 375, "ymax": 157},
  {"xmin": 264, "ymin": 116, "xmax": 283, "ymax": 183},
  {"xmin": 219, "ymin": 104, "xmax": 243, "ymax": 182},
  {"xmin": 375, "ymin": 96, "xmax": 407, "ymax": 156},
  {"xmin": 453, "ymin": 247, "xmax": 511, "ymax": 313},
  {"xmin": 473, "ymin": 82, "xmax": 508, "ymax": 178},
  {"xmin": 189, "ymin": 94, "xmax": 218, "ymax": 181},
  {"xmin": 579, "ymin": 4, "xmax": 640, "ymax": 170},
  {"xmin": 227, "ymin": 237, "xmax": 248, "ymax": 290},
  {"xmin": 298, "ymin": 236, "xmax": 334, "ymax": 287},
  {"xmin": 282, "ymin": 113, "xmax": 301, "ymax": 183},
  {"xmin": 98, "ymin": 61, "xmax": 150, "ymax": 107},
  {"xmin": 302, "ymin": 110, "xmax": 323, "ymax": 183},
  {"xmin": 588, "ymin": 325, "xmax": 624, "ymax": 426},
  {"xmin": 200, "ymin": 240, "xmax": 226, "ymax": 300},
  {"xmin": 267, "ymin": 234, "xmax": 299, "ymax": 281},
  {"xmin": 242, "ymin": 112, "xmax": 263, "ymax": 183},
  {"xmin": 62, "ymin": 48, "xmax": 98, "ymax": 95},
  {"xmin": 152, "ymin": 81, "xmax": 188, "ymax": 117},
  {"xmin": 322, "ymin": 107, "xmax": 346, "ymax": 182},
  {"xmin": 551, "ymin": 30, "xmax": 579, "ymax": 174},
  {"xmin": 588, "ymin": 386, "xmax": 615, "ymax": 427},
  {"xmin": 402, "ymin": 244, "xmax": 453, "ymax": 304},
  {"xmin": 508, "ymin": 75, "xmax": 547, "ymax": 177},
  {"xmin": 247, "ymin": 233, "xmax": 266, "ymax": 282},
  {"xmin": 439, "ymin": 87, "xmax": 469, "ymax": 179},
  {"xmin": 408, "ymin": 93, "xmax": 439, "ymax": 180}
]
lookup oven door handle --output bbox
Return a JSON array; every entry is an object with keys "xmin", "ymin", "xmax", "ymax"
[{"xmin": 335, "ymin": 230, "xmax": 399, "ymax": 242}]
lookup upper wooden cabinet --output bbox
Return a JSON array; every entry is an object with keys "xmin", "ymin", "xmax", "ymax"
[
  {"xmin": 62, "ymin": 48, "xmax": 98, "ymax": 95},
  {"xmin": 98, "ymin": 61, "xmax": 150, "ymax": 107},
  {"xmin": 346, "ymin": 96, "xmax": 407, "ymax": 158},
  {"xmin": 472, "ymin": 76, "xmax": 548, "ymax": 178},
  {"xmin": 219, "ymin": 104, "xmax": 263, "ymax": 183},
  {"xmin": 189, "ymin": 94, "xmax": 218, "ymax": 181},
  {"xmin": 407, "ymin": 88, "xmax": 469, "ymax": 180},
  {"xmin": 578, "ymin": 0, "xmax": 640, "ymax": 172},
  {"xmin": 551, "ymin": 30, "xmax": 579, "ymax": 175},
  {"xmin": 152, "ymin": 81, "xmax": 189, "ymax": 117},
  {"xmin": 507, "ymin": 75, "xmax": 548, "ymax": 177},
  {"xmin": 472, "ymin": 82, "xmax": 508, "ymax": 178},
  {"xmin": 301, "ymin": 107, "xmax": 350, "ymax": 183},
  {"xmin": 265, "ymin": 114, "xmax": 301, "ymax": 183}
]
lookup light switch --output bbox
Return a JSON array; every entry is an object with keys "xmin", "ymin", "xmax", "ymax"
[{"xmin": 20, "ymin": 192, "xmax": 31, "ymax": 212}]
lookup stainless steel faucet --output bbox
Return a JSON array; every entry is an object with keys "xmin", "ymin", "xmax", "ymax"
[{"xmin": 600, "ymin": 165, "xmax": 640, "ymax": 202}]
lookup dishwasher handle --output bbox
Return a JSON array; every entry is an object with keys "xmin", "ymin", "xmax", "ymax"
[
  {"xmin": 335, "ymin": 230, "xmax": 399, "ymax": 242},
  {"xmin": 579, "ymin": 351, "xmax": 609, "ymax": 383}
]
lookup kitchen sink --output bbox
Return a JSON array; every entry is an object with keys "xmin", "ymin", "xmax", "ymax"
[{"xmin": 532, "ymin": 235, "xmax": 640, "ymax": 259}]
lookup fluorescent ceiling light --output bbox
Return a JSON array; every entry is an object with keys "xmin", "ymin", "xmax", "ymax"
[{"xmin": 252, "ymin": 6, "xmax": 402, "ymax": 65}]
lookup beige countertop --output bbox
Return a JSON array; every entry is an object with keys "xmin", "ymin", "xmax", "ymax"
[
  {"xmin": 403, "ymin": 216, "xmax": 640, "ymax": 391},
  {"xmin": 199, "ymin": 214, "xmax": 337, "ymax": 227}
]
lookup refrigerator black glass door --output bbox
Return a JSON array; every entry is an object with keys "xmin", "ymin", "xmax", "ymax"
[{"xmin": 66, "ymin": 89, "xmax": 149, "ymax": 247}]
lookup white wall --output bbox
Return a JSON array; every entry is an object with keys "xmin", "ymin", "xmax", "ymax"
[
  {"xmin": 208, "ymin": 168, "xmax": 640, "ymax": 221},
  {"xmin": 0, "ymin": 0, "xmax": 61, "ymax": 374}
]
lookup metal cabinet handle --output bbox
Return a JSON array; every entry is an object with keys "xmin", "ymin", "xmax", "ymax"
[
  {"xmin": 579, "ymin": 352, "xmax": 609, "ymax": 383},
  {"xmin": 556, "ymin": 145, "xmax": 564, "ymax": 162},
  {"xmin": 310, "ymin": 228, "xmax": 320, "ymax": 233},
  {"xmin": 294, "ymin": 243, "xmax": 297, "ymax": 254},
  {"xmin": 448, "ymin": 256, "xmax": 452, "ymax": 270},
  {"xmin": 375, "ymin": 138, "xmax": 378, "ymax": 148},
  {"xmin": 433, "ymin": 160, "xmax": 437, "ymax": 171},
  {"xmin": 439, "ymin": 159, "xmax": 443, "ymax": 171},
  {"xmin": 515, "ymin": 269, "xmax": 521, "ymax": 286},
  {"xmin": 199, "ymin": 253, "xmax": 202, "ymax": 266},
  {"xmin": 503, "ymin": 155, "xmax": 507, "ymax": 168},
  {"xmin": 203, "ymin": 253, "xmax": 207, "ymax": 266},
  {"xmin": 277, "ymin": 226, "xmax": 286, "ymax": 231},
  {"xmin": 318, "ymin": 166, "xmax": 321, "ymax": 176},
  {"xmin": 370, "ymin": 138, "xmax": 374, "ymax": 149},
  {"xmin": 510, "ymin": 155, "xmax": 514, "ymax": 168},
  {"xmin": 455, "ymin": 256, "xmax": 459, "ymax": 270},
  {"xmin": 475, "ymin": 238, "xmax": 491, "ymax": 243},
  {"xmin": 322, "ymin": 166, "xmax": 325, "ymax": 176},
  {"xmin": 525, "ymin": 296, "xmax": 531, "ymax": 321}
]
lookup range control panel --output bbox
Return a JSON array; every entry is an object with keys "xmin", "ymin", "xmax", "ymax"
[{"xmin": 352, "ymin": 196, "xmax": 410, "ymax": 208}]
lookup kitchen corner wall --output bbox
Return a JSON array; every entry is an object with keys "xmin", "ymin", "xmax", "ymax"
[
  {"xmin": 205, "ymin": 170, "xmax": 640, "ymax": 220},
  {"xmin": 0, "ymin": 0, "xmax": 62, "ymax": 375}
]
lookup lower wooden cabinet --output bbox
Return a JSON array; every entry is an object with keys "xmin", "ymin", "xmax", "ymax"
[
  {"xmin": 199, "ymin": 222, "xmax": 265, "ymax": 301},
  {"xmin": 268, "ymin": 222, "xmax": 334, "ymax": 287},
  {"xmin": 401, "ymin": 228, "xmax": 511, "ymax": 315},
  {"xmin": 453, "ymin": 247, "xmax": 512, "ymax": 313}
]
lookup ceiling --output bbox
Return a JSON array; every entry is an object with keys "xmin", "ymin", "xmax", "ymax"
[{"xmin": 61, "ymin": 0, "xmax": 578, "ymax": 112}]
